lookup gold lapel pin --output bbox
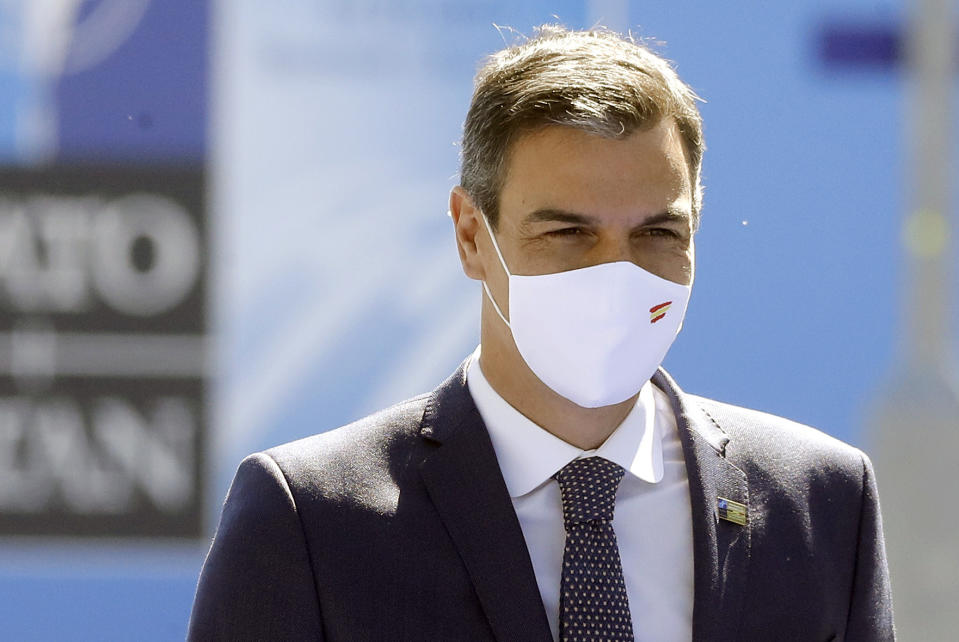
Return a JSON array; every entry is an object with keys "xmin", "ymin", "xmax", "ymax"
[{"xmin": 717, "ymin": 497, "xmax": 748, "ymax": 526}]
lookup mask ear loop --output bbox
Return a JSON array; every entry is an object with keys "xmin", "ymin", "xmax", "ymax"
[{"xmin": 480, "ymin": 213, "xmax": 511, "ymax": 328}]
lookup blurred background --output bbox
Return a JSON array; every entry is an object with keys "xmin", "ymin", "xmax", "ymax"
[{"xmin": 0, "ymin": 0, "xmax": 956, "ymax": 639}]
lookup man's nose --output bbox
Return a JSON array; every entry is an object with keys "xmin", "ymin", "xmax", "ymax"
[{"xmin": 587, "ymin": 234, "xmax": 636, "ymax": 267}]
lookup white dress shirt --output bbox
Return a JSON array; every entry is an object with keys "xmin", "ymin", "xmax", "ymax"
[{"xmin": 466, "ymin": 347, "xmax": 694, "ymax": 642}]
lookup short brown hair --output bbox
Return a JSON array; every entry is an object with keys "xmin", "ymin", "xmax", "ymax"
[{"xmin": 460, "ymin": 24, "xmax": 705, "ymax": 230}]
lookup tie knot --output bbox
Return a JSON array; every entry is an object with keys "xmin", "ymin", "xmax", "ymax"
[{"xmin": 553, "ymin": 456, "xmax": 626, "ymax": 526}]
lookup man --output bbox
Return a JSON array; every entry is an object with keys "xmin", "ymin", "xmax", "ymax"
[{"xmin": 190, "ymin": 26, "xmax": 894, "ymax": 641}]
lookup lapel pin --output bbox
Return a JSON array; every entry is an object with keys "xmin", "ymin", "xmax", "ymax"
[{"xmin": 717, "ymin": 497, "xmax": 748, "ymax": 526}]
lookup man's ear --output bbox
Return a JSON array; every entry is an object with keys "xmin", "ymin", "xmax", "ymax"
[{"xmin": 449, "ymin": 186, "xmax": 486, "ymax": 281}]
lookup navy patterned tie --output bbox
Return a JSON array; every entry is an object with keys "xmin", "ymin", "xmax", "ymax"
[{"xmin": 554, "ymin": 456, "xmax": 634, "ymax": 641}]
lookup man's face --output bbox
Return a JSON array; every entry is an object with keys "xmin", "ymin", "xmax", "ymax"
[{"xmin": 484, "ymin": 119, "xmax": 695, "ymax": 296}]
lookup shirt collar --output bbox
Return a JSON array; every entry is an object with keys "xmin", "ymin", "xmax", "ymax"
[{"xmin": 466, "ymin": 346, "xmax": 664, "ymax": 498}]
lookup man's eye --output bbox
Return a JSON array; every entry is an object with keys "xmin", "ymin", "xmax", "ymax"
[
  {"xmin": 643, "ymin": 228, "xmax": 680, "ymax": 238},
  {"xmin": 547, "ymin": 227, "xmax": 583, "ymax": 237}
]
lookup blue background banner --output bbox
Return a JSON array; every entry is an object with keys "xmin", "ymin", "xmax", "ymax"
[{"xmin": 1, "ymin": 0, "xmax": 954, "ymax": 638}]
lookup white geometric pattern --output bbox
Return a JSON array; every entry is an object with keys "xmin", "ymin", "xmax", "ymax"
[{"xmin": 554, "ymin": 457, "xmax": 634, "ymax": 641}]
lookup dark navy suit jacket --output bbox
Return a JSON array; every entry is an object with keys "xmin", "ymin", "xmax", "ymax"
[{"xmin": 189, "ymin": 364, "xmax": 894, "ymax": 641}]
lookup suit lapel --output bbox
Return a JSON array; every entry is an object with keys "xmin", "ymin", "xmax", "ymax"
[
  {"xmin": 654, "ymin": 370, "xmax": 751, "ymax": 642},
  {"xmin": 418, "ymin": 364, "xmax": 552, "ymax": 642}
]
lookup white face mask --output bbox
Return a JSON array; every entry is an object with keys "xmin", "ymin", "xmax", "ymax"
[{"xmin": 481, "ymin": 214, "xmax": 692, "ymax": 408}]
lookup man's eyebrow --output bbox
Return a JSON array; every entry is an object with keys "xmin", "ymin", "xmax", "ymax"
[
  {"xmin": 642, "ymin": 209, "xmax": 691, "ymax": 226},
  {"xmin": 522, "ymin": 208, "xmax": 598, "ymax": 225},
  {"xmin": 522, "ymin": 208, "xmax": 691, "ymax": 226}
]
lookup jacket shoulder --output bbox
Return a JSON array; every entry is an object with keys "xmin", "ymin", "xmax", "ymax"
[
  {"xmin": 267, "ymin": 392, "xmax": 430, "ymax": 461},
  {"xmin": 258, "ymin": 392, "xmax": 432, "ymax": 512},
  {"xmin": 689, "ymin": 394, "xmax": 869, "ymax": 483}
]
